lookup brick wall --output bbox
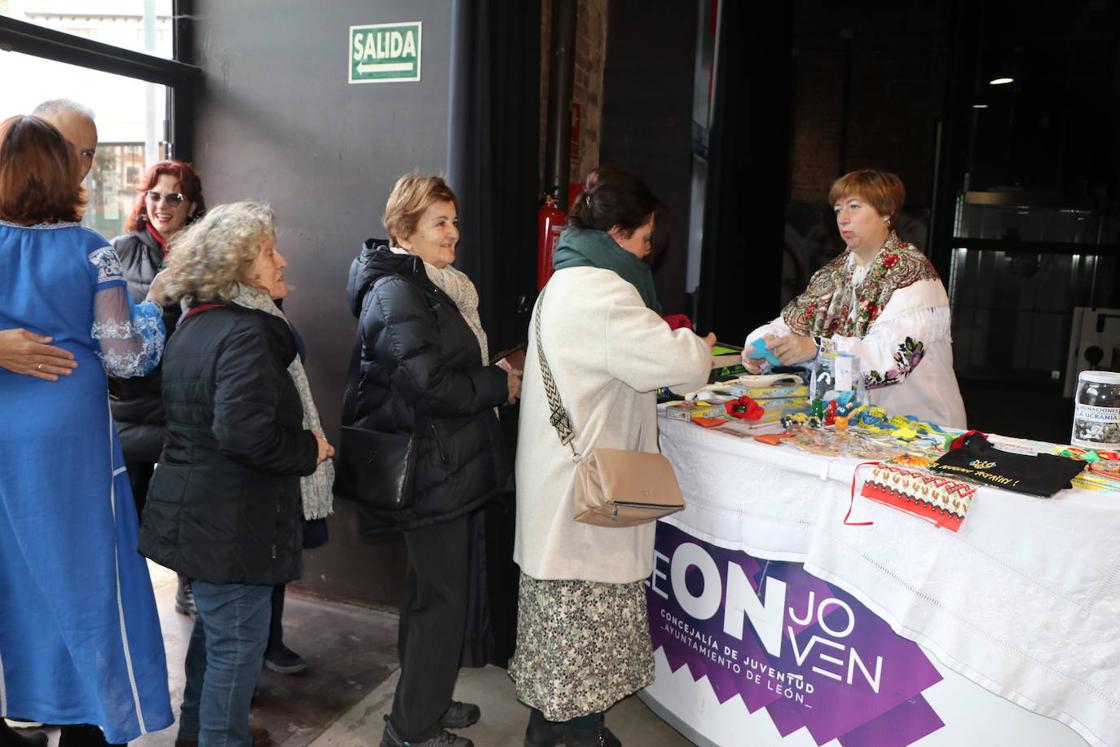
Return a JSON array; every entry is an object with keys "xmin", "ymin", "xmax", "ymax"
[
  {"xmin": 789, "ymin": 0, "xmax": 952, "ymax": 207},
  {"xmin": 539, "ymin": 0, "xmax": 608, "ymax": 198}
]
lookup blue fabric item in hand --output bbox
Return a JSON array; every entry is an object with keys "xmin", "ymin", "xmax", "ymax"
[{"xmin": 750, "ymin": 337, "xmax": 782, "ymax": 366}]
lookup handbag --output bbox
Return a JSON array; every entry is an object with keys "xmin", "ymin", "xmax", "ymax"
[
  {"xmin": 534, "ymin": 284, "xmax": 685, "ymax": 527},
  {"xmin": 332, "ymin": 319, "xmax": 417, "ymax": 510}
]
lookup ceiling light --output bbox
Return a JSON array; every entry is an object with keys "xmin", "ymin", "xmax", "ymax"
[
  {"xmin": 989, "ymin": 77, "xmax": 1014, "ymax": 86},
  {"xmin": 972, "ymin": 103, "xmax": 989, "ymax": 109}
]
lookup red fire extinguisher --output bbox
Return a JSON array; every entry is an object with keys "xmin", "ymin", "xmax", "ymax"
[{"xmin": 536, "ymin": 194, "xmax": 566, "ymax": 290}]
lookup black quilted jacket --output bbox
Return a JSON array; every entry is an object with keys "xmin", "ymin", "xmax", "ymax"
[
  {"xmin": 108, "ymin": 230, "xmax": 179, "ymax": 462},
  {"xmin": 345, "ymin": 239, "xmax": 509, "ymax": 531},
  {"xmin": 139, "ymin": 304, "xmax": 319, "ymax": 585}
]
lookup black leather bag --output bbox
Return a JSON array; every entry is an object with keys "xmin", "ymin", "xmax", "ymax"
[
  {"xmin": 333, "ymin": 426, "xmax": 416, "ymax": 509},
  {"xmin": 332, "ymin": 325, "xmax": 417, "ymax": 510}
]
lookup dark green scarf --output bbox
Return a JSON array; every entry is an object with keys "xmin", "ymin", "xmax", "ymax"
[{"xmin": 552, "ymin": 227, "xmax": 661, "ymax": 313}]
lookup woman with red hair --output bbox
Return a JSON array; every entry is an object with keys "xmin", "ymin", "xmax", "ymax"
[{"xmin": 109, "ymin": 161, "xmax": 205, "ymax": 615}]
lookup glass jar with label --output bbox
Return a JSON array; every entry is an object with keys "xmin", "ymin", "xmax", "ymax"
[{"xmin": 1071, "ymin": 370, "xmax": 1120, "ymax": 449}]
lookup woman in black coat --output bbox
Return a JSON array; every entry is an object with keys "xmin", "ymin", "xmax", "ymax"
[
  {"xmin": 139, "ymin": 201, "xmax": 334, "ymax": 747},
  {"xmin": 345, "ymin": 174, "xmax": 519, "ymax": 747},
  {"xmin": 109, "ymin": 159, "xmax": 205, "ymax": 616}
]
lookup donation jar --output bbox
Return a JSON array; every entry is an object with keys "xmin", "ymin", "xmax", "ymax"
[{"xmin": 1071, "ymin": 370, "xmax": 1120, "ymax": 449}]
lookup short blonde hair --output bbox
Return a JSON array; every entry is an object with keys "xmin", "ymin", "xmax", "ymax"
[
  {"xmin": 383, "ymin": 173, "xmax": 458, "ymax": 245},
  {"xmin": 828, "ymin": 170, "xmax": 905, "ymax": 226},
  {"xmin": 162, "ymin": 201, "xmax": 275, "ymax": 303}
]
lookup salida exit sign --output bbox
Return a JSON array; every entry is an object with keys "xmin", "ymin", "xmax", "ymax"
[{"xmin": 349, "ymin": 22, "xmax": 422, "ymax": 84}]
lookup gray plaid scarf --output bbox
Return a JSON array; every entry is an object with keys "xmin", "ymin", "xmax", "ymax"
[{"xmin": 230, "ymin": 283, "xmax": 334, "ymax": 519}]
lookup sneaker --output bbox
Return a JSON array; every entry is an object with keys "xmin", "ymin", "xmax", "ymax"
[
  {"xmin": 380, "ymin": 716, "xmax": 473, "ymax": 747},
  {"xmin": 263, "ymin": 642, "xmax": 307, "ymax": 674},
  {"xmin": 438, "ymin": 701, "xmax": 480, "ymax": 729},
  {"xmin": 175, "ymin": 576, "xmax": 197, "ymax": 617},
  {"xmin": 523, "ymin": 708, "xmax": 564, "ymax": 747}
]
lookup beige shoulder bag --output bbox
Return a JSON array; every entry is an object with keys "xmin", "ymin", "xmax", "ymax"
[{"xmin": 534, "ymin": 285, "xmax": 685, "ymax": 527}]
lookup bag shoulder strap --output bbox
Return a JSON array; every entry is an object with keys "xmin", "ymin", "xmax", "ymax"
[{"xmin": 534, "ymin": 284, "xmax": 578, "ymax": 455}]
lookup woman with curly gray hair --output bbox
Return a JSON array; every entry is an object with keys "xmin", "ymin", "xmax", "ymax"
[{"xmin": 139, "ymin": 201, "xmax": 335, "ymax": 747}]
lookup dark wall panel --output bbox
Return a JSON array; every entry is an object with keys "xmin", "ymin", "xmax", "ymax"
[
  {"xmin": 191, "ymin": 0, "xmax": 454, "ymax": 606},
  {"xmin": 599, "ymin": 0, "xmax": 698, "ymax": 314}
]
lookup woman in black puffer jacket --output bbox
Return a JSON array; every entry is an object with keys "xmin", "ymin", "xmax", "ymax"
[{"xmin": 345, "ymin": 174, "xmax": 519, "ymax": 747}]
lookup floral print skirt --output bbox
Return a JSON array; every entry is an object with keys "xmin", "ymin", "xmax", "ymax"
[{"xmin": 508, "ymin": 572, "xmax": 654, "ymax": 721}]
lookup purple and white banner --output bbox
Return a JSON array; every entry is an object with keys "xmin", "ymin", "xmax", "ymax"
[{"xmin": 647, "ymin": 522, "xmax": 945, "ymax": 747}]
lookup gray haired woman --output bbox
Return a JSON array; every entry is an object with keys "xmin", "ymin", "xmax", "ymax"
[{"xmin": 139, "ymin": 201, "xmax": 334, "ymax": 747}]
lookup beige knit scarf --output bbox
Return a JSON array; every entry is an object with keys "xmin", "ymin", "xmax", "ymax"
[{"xmin": 390, "ymin": 248, "xmax": 489, "ymax": 364}]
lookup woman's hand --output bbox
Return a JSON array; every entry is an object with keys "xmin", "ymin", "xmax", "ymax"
[
  {"xmin": 767, "ymin": 334, "xmax": 818, "ymax": 365},
  {"xmin": 0, "ymin": 328, "xmax": 78, "ymax": 381},
  {"xmin": 314, "ymin": 431, "xmax": 335, "ymax": 463},
  {"xmin": 702, "ymin": 332, "xmax": 717, "ymax": 348},
  {"xmin": 505, "ymin": 368, "xmax": 523, "ymax": 405},
  {"xmin": 742, "ymin": 355, "xmax": 767, "ymax": 374}
]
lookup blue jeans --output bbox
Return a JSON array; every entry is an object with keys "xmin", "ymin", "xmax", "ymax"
[{"xmin": 177, "ymin": 581, "xmax": 272, "ymax": 747}]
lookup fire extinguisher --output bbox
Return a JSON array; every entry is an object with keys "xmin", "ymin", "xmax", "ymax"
[{"xmin": 536, "ymin": 194, "xmax": 566, "ymax": 290}]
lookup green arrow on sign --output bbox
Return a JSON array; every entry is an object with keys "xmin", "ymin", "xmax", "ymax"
[{"xmin": 349, "ymin": 22, "xmax": 422, "ymax": 84}]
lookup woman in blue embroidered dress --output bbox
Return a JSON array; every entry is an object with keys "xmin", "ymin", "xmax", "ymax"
[
  {"xmin": 0, "ymin": 115, "xmax": 172, "ymax": 747},
  {"xmin": 744, "ymin": 169, "xmax": 966, "ymax": 428}
]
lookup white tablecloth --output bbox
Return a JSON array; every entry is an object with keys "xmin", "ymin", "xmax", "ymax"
[{"xmin": 658, "ymin": 415, "xmax": 1120, "ymax": 747}]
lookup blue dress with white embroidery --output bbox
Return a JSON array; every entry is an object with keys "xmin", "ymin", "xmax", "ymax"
[{"xmin": 0, "ymin": 220, "xmax": 173, "ymax": 742}]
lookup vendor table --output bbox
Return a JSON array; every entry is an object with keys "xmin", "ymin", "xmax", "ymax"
[{"xmin": 641, "ymin": 415, "xmax": 1119, "ymax": 747}]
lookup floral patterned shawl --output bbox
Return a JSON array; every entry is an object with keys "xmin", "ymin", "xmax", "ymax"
[{"xmin": 781, "ymin": 232, "xmax": 940, "ymax": 338}]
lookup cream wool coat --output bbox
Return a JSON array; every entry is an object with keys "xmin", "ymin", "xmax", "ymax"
[{"xmin": 514, "ymin": 267, "xmax": 712, "ymax": 584}]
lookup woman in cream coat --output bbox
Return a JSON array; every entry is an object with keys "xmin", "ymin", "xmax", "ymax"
[{"xmin": 511, "ymin": 166, "xmax": 714, "ymax": 747}]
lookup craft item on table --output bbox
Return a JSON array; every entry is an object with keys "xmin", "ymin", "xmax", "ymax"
[
  {"xmin": 810, "ymin": 399, "xmax": 826, "ymax": 418},
  {"xmin": 889, "ymin": 453, "xmax": 935, "ymax": 469},
  {"xmin": 860, "ymin": 462, "xmax": 977, "ymax": 532},
  {"xmin": 725, "ymin": 396, "xmax": 765, "ymax": 421},
  {"xmin": 731, "ymin": 373, "xmax": 803, "ymax": 388},
  {"xmin": 834, "ymin": 390, "xmax": 859, "ymax": 415},
  {"xmin": 665, "ymin": 401, "xmax": 724, "ymax": 422},
  {"xmin": 834, "ymin": 415, "xmax": 850, "ymax": 431},
  {"xmin": 754, "ymin": 432, "xmax": 792, "ymax": 446},
  {"xmin": 716, "ymin": 419, "xmax": 784, "ymax": 439},
  {"xmin": 823, "ymin": 400, "xmax": 839, "ymax": 426},
  {"xmin": 930, "ymin": 432, "xmax": 1086, "ymax": 497},
  {"xmin": 728, "ymin": 382, "xmax": 809, "ymax": 400},
  {"xmin": 748, "ymin": 337, "xmax": 782, "ymax": 367},
  {"xmin": 684, "ymin": 383, "xmax": 738, "ymax": 404},
  {"xmin": 1051, "ymin": 446, "xmax": 1120, "ymax": 493},
  {"xmin": 844, "ymin": 433, "xmax": 906, "ymax": 460},
  {"xmin": 691, "ymin": 416, "xmax": 727, "ymax": 428},
  {"xmin": 655, "ymin": 386, "xmax": 685, "ymax": 403},
  {"xmin": 786, "ymin": 428, "xmax": 844, "ymax": 456}
]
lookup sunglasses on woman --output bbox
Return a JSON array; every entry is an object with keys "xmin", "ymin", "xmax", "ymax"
[{"xmin": 145, "ymin": 190, "xmax": 186, "ymax": 207}]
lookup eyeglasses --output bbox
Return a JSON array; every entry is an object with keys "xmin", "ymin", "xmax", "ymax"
[{"xmin": 145, "ymin": 190, "xmax": 186, "ymax": 207}]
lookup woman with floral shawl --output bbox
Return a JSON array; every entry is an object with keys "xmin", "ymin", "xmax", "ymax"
[{"xmin": 745, "ymin": 169, "xmax": 966, "ymax": 428}]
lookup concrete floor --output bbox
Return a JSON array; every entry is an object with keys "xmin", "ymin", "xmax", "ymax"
[{"xmin": 10, "ymin": 562, "xmax": 691, "ymax": 747}]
